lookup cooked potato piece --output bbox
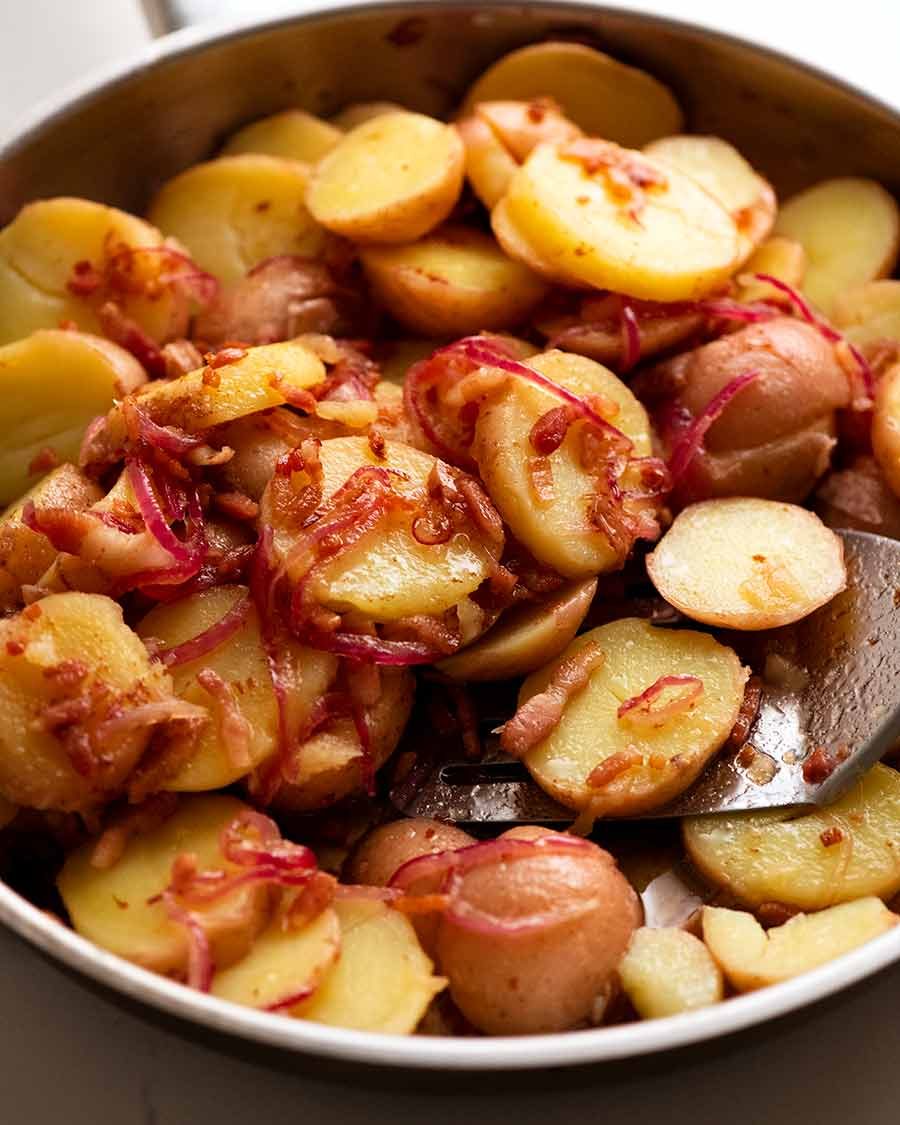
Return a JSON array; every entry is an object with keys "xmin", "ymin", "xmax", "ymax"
[
  {"xmin": 211, "ymin": 907, "xmax": 341, "ymax": 1011},
  {"xmin": 644, "ymin": 135, "xmax": 775, "ymax": 260},
  {"xmin": 0, "ymin": 593, "xmax": 173, "ymax": 811},
  {"xmin": 346, "ymin": 818, "xmax": 474, "ymax": 889},
  {"xmin": 360, "ymin": 225, "xmax": 546, "ymax": 336},
  {"xmin": 473, "ymin": 351, "xmax": 655, "ymax": 578},
  {"xmin": 646, "ymin": 499, "xmax": 846, "ymax": 630},
  {"xmin": 136, "ymin": 586, "xmax": 338, "ymax": 792},
  {"xmin": 461, "ymin": 42, "xmax": 683, "ymax": 147},
  {"xmin": 503, "ymin": 142, "xmax": 739, "ymax": 300},
  {"xmin": 0, "ymin": 330, "xmax": 145, "ymax": 506},
  {"xmin": 0, "ymin": 197, "xmax": 195, "ymax": 345},
  {"xmin": 774, "ymin": 177, "xmax": 900, "ymax": 315},
  {"xmin": 293, "ymin": 898, "xmax": 444, "ymax": 1033},
  {"xmin": 0, "ymin": 465, "xmax": 101, "ymax": 610},
  {"xmin": 736, "ymin": 236, "xmax": 807, "ymax": 305},
  {"xmin": 330, "ymin": 101, "xmax": 405, "ymax": 131},
  {"xmin": 518, "ymin": 619, "xmax": 747, "ymax": 816},
  {"xmin": 703, "ymin": 899, "xmax": 898, "ymax": 993},
  {"xmin": 222, "ymin": 109, "xmax": 342, "ymax": 163},
  {"xmin": 458, "ymin": 113, "xmax": 525, "ymax": 210},
  {"xmin": 491, "ymin": 197, "xmax": 589, "ymax": 288},
  {"xmin": 306, "ymin": 112, "xmax": 464, "ymax": 243},
  {"xmin": 871, "ymin": 362, "xmax": 900, "ymax": 497},
  {"xmin": 619, "ymin": 927, "xmax": 724, "ymax": 1018},
  {"xmin": 834, "ymin": 279, "xmax": 900, "ymax": 352},
  {"xmin": 684, "ymin": 764, "xmax": 900, "ymax": 910},
  {"xmin": 437, "ymin": 578, "xmax": 596, "ymax": 681},
  {"xmin": 148, "ymin": 155, "xmax": 327, "ymax": 284},
  {"xmin": 58, "ymin": 795, "xmax": 270, "ymax": 978}
]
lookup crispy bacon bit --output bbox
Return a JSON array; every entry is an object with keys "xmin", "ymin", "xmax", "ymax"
[
  {"xmin": 448, "ymin": 684, "xmax": 481, "ymax": 760},
  {"xmin": 42, "ymin": 660, "xmax": 89, "ymax": 689},
  {"xmin": 530, "ymin": 405, "xmax": 573, "ymax": 456},
  {"xmin": 587, "ymin": 747, "xmax": 643, "ymax": 789},
  {"xmin": 28, "ymin": 446, "xmax": 60, "ymax": 475},
  {"xmin": 368, "ymin": 428, "xmax": 387, "ymax": 460},
  {"xmin": 5, "ymin": 640, "xmax": 25, "ymax": 656},
  {"xmin": 802, "ymin": 743, "xmax": 851, "ymax": 784},
  {"xmin": 201, "ymin": 366, "xmax": 221, "ymax": 388},
  {"xmin": 196, "ymin": 669, "xmax": 252, "ymax": 770},
  {"xmin": 617, "ymin": 674, "xmax": 704, "ymax": 728},
  {"xmin": 97, "ymin": 300, "xmax": 166, "ymax": 378},
  {"xmin": 161, "ymin": 338, "xmax": 203, "ymax": 378},
  {"xmin": 820, "ymin": 826, "xmax": 844, "ymax": 848},
  {"xmin": 500, "ymin": 641, "xmax": 606, "ymax": 757},
  {"xmin": 728, "ymin": 676, "xmax": 762, "ymax": 747},
  {"xmin": 526, "ymin": 455, "xmax": 555, "ymax": 506},
  {"xmin": 67, "ymin": 259, "xmax": 104, "ymax": 296},
  {"xmin": 205, "ymin": 346, "xmax": 247, "ymax": 369},
  {"xmin": 89, "ymin": 792, "xmax": 179, "ymax": 869},
  {"xmin": 284, "ymin": 870, "xmax": 338, "ymax": 930},
  {"xmin": 212, "ymin": 490, "xmax": 259, "ymax": 522},
  {"xmin": 22, "ymin": 603, "xmax": 42, "ymax": 621},
  {"xmin": 757, "ymin": 901, "xmax": 799, "ymax": 928}
]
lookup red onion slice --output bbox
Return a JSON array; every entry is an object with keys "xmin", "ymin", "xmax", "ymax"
[
  {"xmin": 159, "ymin": 891, "xmax": 213, "ymax": 992},
  {"xmin": 156, "ymin": 595, "xmax": 251, "ymax": 668},
  {"xmin": 667, "ymin": 370, "xmax": 761, "ymax": 483},
  {"xmin": 617, "ymin": 673, "xmax": 704, "ymax": 726},
  {"xmin": 125, "ymin": 458, "xmax": 205, "ymax": 571}
]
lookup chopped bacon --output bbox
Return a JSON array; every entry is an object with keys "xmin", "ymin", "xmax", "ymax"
[
  {"xmin": 530, "ymin": 405, "xmax": 573, "ymax": 456},
  {"xmin": 212, "ymin": 490, "xmax": 259, "ymax": 522},
  {"xmin": 819, "ymin": 826, "xmax": 844, "ymax": 848},
  {"xmin": 447, "ymin": 684, "xmax": 481, "ymax": 760},
  {"xmin": 802, "ymin": 744, "xmax": 851, "ymax": 784},
  {"xmin": 560, "ymin": 138, "xmax": 667, "ymax": 221},
  {"xmin": 97, "ymin": 301, "xmax": 167, "ymax": 378},
  {"xmin": 727, "ymin": 676, "xmax": 762, "ymax": 747},
  {"xmin": 617, "ymin": 674, "xmax": 704, "ymax": 728},
  {"xmin": 587, "ymin": 747, "xmax": 643, "ymax": 789},
  {"xmin": 89, "ymin": 793, "xmax": 179, "ymax": 869},
  {"xmin": 161, "ymin": 338, "xmax": 204, "ymax": 378},
  {"xmin": 196, "ymin": 669, "xmax": 252, "ymax": 770}
]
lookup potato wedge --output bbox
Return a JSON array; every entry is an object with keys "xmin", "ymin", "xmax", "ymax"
[
  {"xmin": 293, "ymin": 898, "xmax": 444, "ymax": 1033},
  {"xmin": 503, "ymin": 141, "xmax": 740, "ymax": 300},
  {"xmin": 360, "ymin": 225, "xmax": 546, "ymax": 336},
  {"xmin": 684, "ymin": 764, "xmax": 900, "ymax": 910},
  {"xmin": 736, "ymin": 236, "xmax": 807, "ymax": 305},
  {"xmin": 833, "ymin": 280, "xmax": 900, "ymax": 351},
  {"xmin": 518, "ymin": 618, "xmax": 747, "ymax": 816},
  {"xmin": 148, "ymin": 155, "xmax": 327, "ymax": 284},
  {"xmin": 222, "ymin": 109, "xmax": 342, "ymax": 163},
  {"xmin": 58, "ymin": 795, "xmax": 270, "ymax": 978},
  {"xmin": 306, "ymin": 112, "xmax": 464, "ymax": 243},
  {"xmin": 461, "ymin": 42, "xmax": 683, "ymax": 147},
  {"xmin": 436, "ymin": 578, "xmax": 596, "ymax": 681},
  {"xmin": 646, "ymin": 498, "xmax": 847, "ymax": 630},
  {"xmin": 774, "ymin": 177, "xmax": 900, "ymax": 316},
  {"xmin": 703, "ymin": 899, "xmax": 898, "ymax": 992},
  {"xmin": 871, "ymin": 361, "xmax": 900, "ymax": 497},
  {"xmin": 619, "ymin": 927, "xmax": 724, "ymax": 1018},
  {"xmin": 330, "ymin": 101, "xmax": 405, "ymax": 131}
]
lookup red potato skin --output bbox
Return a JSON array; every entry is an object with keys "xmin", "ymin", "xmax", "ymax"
[{"xmin": 815, "ymin": 455, "xmax": 900, "ymax": 539}]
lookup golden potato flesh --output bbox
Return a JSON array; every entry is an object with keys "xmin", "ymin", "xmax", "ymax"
[
  {"xmin": 490, "ymin": 197, "xmax": 589, "ymax": 288},
  {"xmin": 0, "ymin": 593, "xmax": 172, "ymax": 811},
  {"xmin": 619, "ymin": 927, "xmax": 724, "ymax": 1018},
  {"xmin": 147, "ymin": 155, "xmax": 327, "ymax": 284},
  {"xmin": 703, "ymin": 899, "xmax": 898, "ymax": 993},
  {"xmin": 684, "ymin": 764, "xmax": 900, "ymax": 911},
  {"xmin": 872, "ymin": 361, "xmax": 900, "ymax": 498},
  {"xmin": 58, "ymin": 795, "xmax": 270, "ymax": 978},
  {"xmin": 0, "ymin": 330, "xmax": 145, "ymax": 506},
  {"xmin": 736, "ymin": 236, "xmax": 807, "ymax": 305},
  {"xmin": 457, "ymin": 113, "xmax": 520, "ymax": 210},
  {"xmin": 833, "ymin": 280, "xmax": 900, "ymax": 350},
  {"xmin": 774, "ymin": 177, "xmax": 900, "ymax": 316},
  {"xmin": 305, "ymin": 112, "xmax": 464, "ymax": 244},
  {"xmin": 360, "ymin": 225, "xmax": 547, "ymax": 336},
  {"xmin": 646, "ymin": 498, "xmax": 847, "ymax": 630},
  {"xmin": 221, "ymin": 109, "xmax": 342, "ymax": 163},
  {"xmin": 520, "ymin": 619, "xmax": 747, "ymax": 816},
  {"xmin": 330, "ymin": 101, "xmax": 405, "ymax": 131}
]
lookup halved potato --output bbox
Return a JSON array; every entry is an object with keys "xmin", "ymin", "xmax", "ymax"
[
  {"xmin": 619, "ymin": 927, "xmax": 724, "ymax": 1018},
  {"xmin": 703, "ymin": 899, "xmax": 898, "ymax": 992},
  {"xmin": 360, "ymin": 225, "xmax": 546, "ymax": 336},
  {"xmin": 503, "ymin": 141, "xmax": 740, "ymax": 299},
  {"xmin": 736, "ymin": 235, "xmax": 807, "ymax": 305},
  {"xmin": 519, "ymin": 618, "xmax": 747, "ymax": 816},
  {"xmin": 774, "ymin": 177, "xmax": 900, "ymax": 315},
  {"xmin": 872, "ymin": 362, "xmax": 900, "ymax": 497},
  {"xmin": 834, "ymin": 280, "xmax": 900, "ymax": 351},
  {"xmin": 330, "ymin": 101, "xmax": 405, "ymax": 131},
  {"xmin": 461, "ymin": 42, "xmax": 683, "ymax": 147},
  {"xmin": 58, "ymin": 795, "xmax": 270, "ymax": 978},
  {"xmin": 306, "ymin": 112, "xmax": 464, "ymax": 243},
  {"xmin": 684, "ymin": 764, "xmax": 900, "ymax": 910},
  {"xmin": 148, "ymin": 155, "xmax": 327, "ymax": 284},
  {"xmin": 222, "ymin": 109, "xmax": 342, "ymax": 163}
]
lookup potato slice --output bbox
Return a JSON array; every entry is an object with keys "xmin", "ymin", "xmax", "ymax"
[
  {"xmin": 360, "ymin": 225, "xmax": 546, "ymax": 336},
  {"xmin": 306, "ymin": 112, "xmax": 464, "ymax": 243},
  {"xmin": 504, "ymin": 142, "xmax": 740, "ymax": 300},
  {"xmin": 458, "ymin": 113, "xmax": 524, "ymax": 210},
  {"xmin": 147, "ymin": 155, "xmax": 327, "ymax": 284},
  {"xmin": 58, "ymin": 795, "xmax": 270, "ymax": 978},
  {"xmin": 833, "ymin": 280, "xmax": 900, "ymax": 351},
  {"xmin": 293, "ymin": 898, "xmax": 444, "ymax": 1033},
  {"xmin": 872, "ymin": 361, "xmax": 900, "ymax": 497},
  {"xmin": 473, "ymin": 350, "xmax": 654, "ymax": 578},
  {"xmin": 684, "ymin": 764, "xmax": 900, "ymax": 910},
  {"xmin": 646, "ymin": 498, "xmax": 847, "ymax": 630},
  {"xmin": 619, "ymin": 927, "xmax": 724, "ymax": 1018},
  {"xmin": 703, "ymin": 899, "xmax": 898, "ymax": 993},
  {"xmin": 774, "ymin": 178, "xmax": 900, "ymax": 316},
  {"xmin": 222, "ymin": 109, "xmax": 342, "ymax": 163},
  {"xmin": 437, "ymin": 578, "xmax": 596, "ymax": 681},
  {"xmin": 491, "ymin": 197, "xmax": 588, "ymax": 288},
  {"xmin": 211, "ymin": 907, "xmax": 341, "ymax": 1011},
  {"xmin": 461, "ymin": 42, "xmax": 683, "ymax": 147},
  {"xmin": 736, "ymin": 236, "xmax": 807, "ymax": 305},
  {"xmin": 520, "ymin": 618, "xmax": 747, "ymax": 816},
  {"xmin": 330, "ymin": 101, "xmax": 405, "ymax": 131},
  {"xmin": 0, "ymin": 330, "xmax": 145, "ymax": 506}
]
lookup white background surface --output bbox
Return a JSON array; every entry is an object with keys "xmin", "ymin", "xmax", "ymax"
[{"xmin": 2, "ymin": 2, "xmax": 900, "ymax": 1122}]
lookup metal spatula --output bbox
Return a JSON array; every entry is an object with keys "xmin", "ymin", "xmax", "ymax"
[{"xmin": 391, "ymin": 530, "xmax": 900, "ymax": 826}]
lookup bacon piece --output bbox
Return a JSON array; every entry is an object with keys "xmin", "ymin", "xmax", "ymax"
[
  {"xmin": 587, "ymin": 747, "xmax": 642, "ymax": 789},
  {"xmin": 161, "ymin": 339, "xmax": 204, "ymax": 378},
  {"xmin": 196, "ymin": 669, "xmax": 252, "ymax": 770},
  {"xmin": 802, "ymin": 744, "xmax": 851, "ymax": 784},
  {"xmin": 89, "ymin": 792, "xmax": 179, "ymax": 869}
]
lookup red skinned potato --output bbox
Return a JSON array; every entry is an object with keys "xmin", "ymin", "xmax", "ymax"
[{"xmin": 815, "ymin": 455, "xmax": 900, "ymax": 539}]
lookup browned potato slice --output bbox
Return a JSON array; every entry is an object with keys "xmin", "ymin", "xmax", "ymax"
[
  {"xmin": 306, "ymin": 113, "xmax": 464, "ymax": 243},
  {"xmin": 458, "ymin": 114, "xmax": 520, "ymax": 210},
  {"xmin": 0, "ymin": 465, "xmax": 101, "ymax": 610},
  {"xmin": 360, "ymin": 225, "xmax": 546, "ymax": 336},
  {"xmin": 504, "ymin": 142, "xmax": 740, "ymax": 299},
  {"xmin": 684, "ymin": 764, "xmax": 900, "ymax": 910},
  {"xmin": 646, "ymin": 499, "xmax": 847, "ymax": 630},
  {"xmin": 148, "ymin": 155, "xmax": 327, "ymax": 284},
  {"xmin": 0, "ymin": 593, "xmax": 173, "ymax": 811},
  {"xmin": 774, "ymin": 178, "xmax": 900, "ymax": 315},
  {"xmin": 293, "ymin": 898, "xmax": 445, "ymax": 1033},
  {"xmin": 330, "ymin": 101, "xmax": 405, "ymax": 131},
  {"xmin": 461, "ymin": 42, "xmax": 683, "ymax": 147},
  {"xmin": 834, "ymin": 280, "xmax": 900, "ymax": 351},
  {"xmin": 0, "ymin": 330, "xmax": 146, "ymax": 506},
  {"xmin": 211, "ymin": 908, "xmax": 341, "ymax": 1011},
  {"xmin": 703, "ymin": 899, "xmax": 898, "ymax": 992},
  {"xmin": 873, "ymin": 361, "xmax": 900, "ymax": 497},
  {"xmin": 619, "ymin": 927, "xmax": 724, "ymax": 1017},
  {"xmin": 436, "ymin": 578, "xmax": 596, "ymax": 681},
  {"xmin": 222, "ymin": 109, "xmax": 342, "ymax": 163},
  {"xmin": 736, "ymin": 236, "xmax": 807, "ymax": 305},
  {"xmin": 58, "ymin": 795, "xmax": 270, "ymax": 977}
]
